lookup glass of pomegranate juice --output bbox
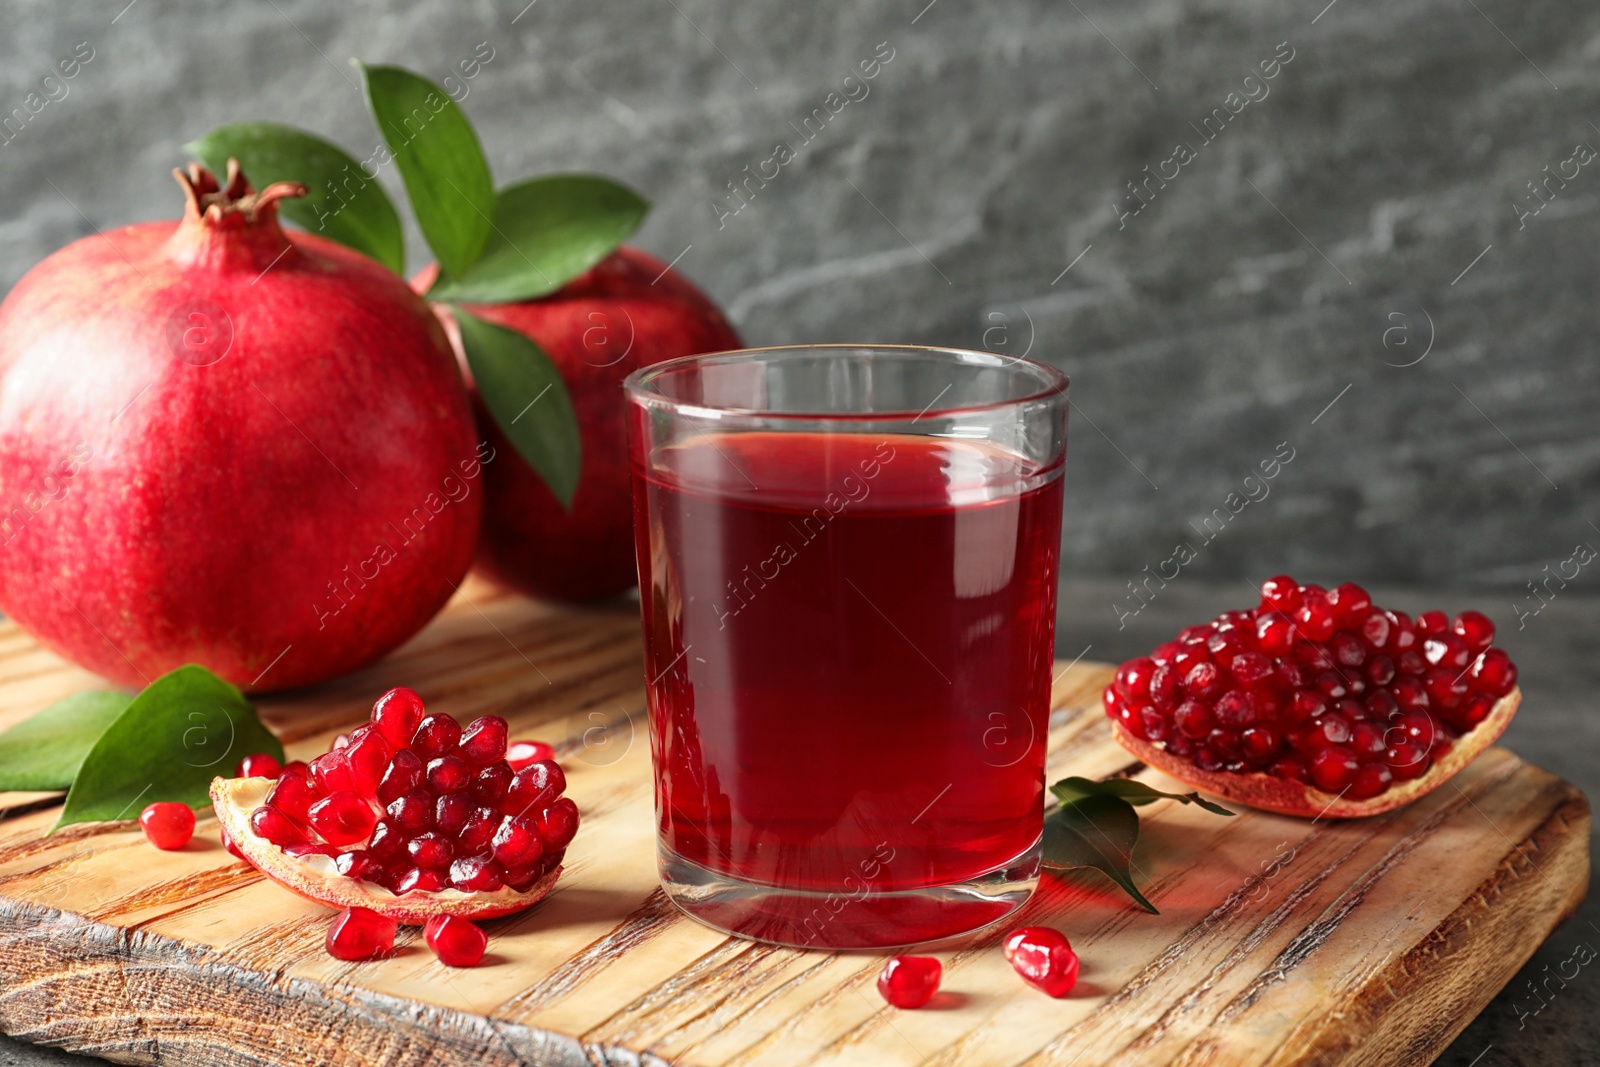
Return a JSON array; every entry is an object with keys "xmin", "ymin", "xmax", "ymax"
[{"xmin": 625, "ymin": 345, "xmax": 1068, "ymax": 948}]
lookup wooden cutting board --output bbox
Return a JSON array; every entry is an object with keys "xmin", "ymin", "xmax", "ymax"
[{"xmin": 0, "ymin": 581, "xmax": 1587, "ymax": 1067}]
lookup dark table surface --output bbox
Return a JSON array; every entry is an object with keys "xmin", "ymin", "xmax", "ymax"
[{"xmin": 1, "ymin": 578, "xmax": 1593, "ymax": 1067}]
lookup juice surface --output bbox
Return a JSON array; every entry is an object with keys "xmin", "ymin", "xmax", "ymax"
[{"xmin": 633, "ymin": 430, "xmax": 1063, "ymax": 900}]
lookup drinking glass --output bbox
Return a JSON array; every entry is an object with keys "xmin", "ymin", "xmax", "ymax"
[{"xmin": 624, "ymin": 345, "xmax": 1068, "ymax": 948}]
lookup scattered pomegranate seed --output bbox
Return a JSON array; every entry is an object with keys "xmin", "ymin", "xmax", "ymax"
[
  {"xmin": 139, "ymin": 802, "xmax": 195, "ymax": 850},
  {"xmin": 1104, "ymin": 579, "xmax": 1518, "ymax": 805},
  {"xmin": 877, "ymin": 955, "xmax": 942, "ymax": 1009},
  {"xmin": 234, "ymin": 753, "xmax": 281, "ymax": 779},
  {"xmin": 1002, "ymin": 926, "xmax": 1080, "ymax": 998},
  {"xmin": 424, "ymin": 914, "xmax": 487, "ymax": 967},
  {"xmin": 506, "ymin": 740, "xmax": 555, "ymax": 770},
  {"xmin": 325, "ymin": 906, "xmax": 396, "ymax": 961}
]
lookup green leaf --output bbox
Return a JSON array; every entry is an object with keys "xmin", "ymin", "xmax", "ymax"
[
  {"xmin": 452, "ymin": 308, "xmax": 582, "ymax": 508},
  {"xmin": 358, "ymin": 62, "xmax": 494, "ymax": 278},
  {"xmin": 1042, "ymin": 794, "xmax": 1159, "ymax": 914},
  {"xmin": 429, "ymin": 175, "xmax": 649, "ymax": 303},
  {"xmin": 0, "ymin": 691, "xmax": 133, "ymax": 791},
  {"xmin": 185, "ymin": 121, "xmax": 405, "ymax": 274},
  {"xmin": 1050, "ymin": 775, "xmax": 1235, "ymax": 817},
  {"xmin": 55, "ymin": 666, "xmax": 283, "ymax": 830}
]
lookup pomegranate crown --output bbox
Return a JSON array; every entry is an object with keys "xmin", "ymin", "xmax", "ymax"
[{"xmin": 172, "ymin": 158, "xmax": 307, "ymax": 225}]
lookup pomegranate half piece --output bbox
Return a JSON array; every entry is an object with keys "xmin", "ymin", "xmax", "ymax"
[
  {"xmin": 1105, "ymin": 579, "xmax": 1522, "ymax": 819},
  {"xmin": 211, "ymin": 687, "xmax": 573, "ymax": 924}
]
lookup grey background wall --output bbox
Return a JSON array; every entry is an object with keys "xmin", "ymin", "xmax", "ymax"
[{"xmin": 3, "ymin": 0, "xmax": 1597, "ymax": 615}]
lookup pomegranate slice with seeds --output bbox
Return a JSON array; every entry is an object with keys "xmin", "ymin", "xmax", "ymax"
[
  {"xmin": 211, "ymin": 687, "xmax": 574, "ymax": 924},
  {"xmin": 1105, "ymin": 579, "xmax": 1521, "ymax": 818}
]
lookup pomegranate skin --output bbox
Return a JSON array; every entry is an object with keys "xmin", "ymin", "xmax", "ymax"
[
  {"xmin": 0, "ymin": 166, "xmax": 481, "ymax": 692},
  {"xmin": 417, "ymin": 245, "xmax": 742, "ymax": 602}
]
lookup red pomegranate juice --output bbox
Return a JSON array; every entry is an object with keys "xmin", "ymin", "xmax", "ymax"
[{"xmin": 632, "ymin": 431, "xmax": 1063, "ymax": 943}]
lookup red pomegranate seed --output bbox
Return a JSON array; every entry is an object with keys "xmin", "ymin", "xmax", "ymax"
[
  {"xmin": 1348, "ymin": 762, "xmax": 1393, "ymax": 799},
  {"xmin": 407, "ymin": 832, "xmax": 454, "ymax": 870},
  {"xmin": 1240, "ymin": 725, "xmax": 1280, "ymax": 761},
  {"xmin": 371, "ymin": 686, "xmax": 426, "ymax": 748},
  {"xmin": 344, "ymin": 725, "xmax": 394, "ymax": 795},
  {"xmin": 281, "ymin": 759, "xmax": 309, "ymax": 778},
  {"xmin": 307, "ymin": 790, "xmax": 378, "ymax": 847},
  {"xmin": 505, "ymin": 861, "xmax": 549, "ymax": 891},
  {"xmin": 435, "ymin": 792, "xmax": 473, "ymax": 837},
  {"xmin": 1416, "ymin": 610, "xmax": 1448, "ymax": 635},
  {"xmin": 473, "ymin": 760, "xmax": 513, "ymax": 803},
  {"xmin": 1295, "ymin": 588, "xmax": 1335, "ymax": 641},
  {"xmin": 1423, "ymin": 668, "xmax": 1469, "ymax": 711},
  {"xmin": 335, "ymin": 850, "xmax": 386, "ymax": 884},
  {"xmin": 1213, "ymin": 690, "xmax": 1257, "ymax": 729},
  {"xmin": 1386, "ymin": 741, "xmax": 1430, "ymax": 779},
  {"xmin": 139, "ymin": 802, "xmax": 195, "ymax": 850},
  {"xmin": 1470, "ymin": 648, "xmax": 1517, "ymax": 697},
  {"xmin": 492, "ymin": 815, "xmax": 544, "ymax": 868},
  {"xmin": 265, "ymin": 772, "xmax": 316, "ymax": 825},
  {"xmin": 326, "ymin": 906, "xmax": 396, "ymax": 961},
  {"xmin": 424, "ymin": 914, "xmax": 487, "ymax": 967},
  {"xmin": 395, "ymin": 867, "xmax": 448, "ymax": 894},
  {"xmin": 457, "ymin": 806, "xmax": 501, "ymax": 855},
  {"xmin": 1388, "ymin": 611, "xmax": 1418, "ymax": 651},
  {"xmin": 412, "ymin": 713, "xmax": 462, "ymax": 760},
  {"xmin": 1173, "ymin": 700, "xmax": 1213, "ymax": 739},
  {"xmin": 1358, "ymin": 609, "xmax": 1391, "ymax": 649},
  {"xmin": 1327, "ymin": 583, "xmax": 1371, "ymax": 628},
  {"xmin": 449, "ymin": 855, "xmax": 505, "ymax": 892},
  {"xmin": 507, "ymin": 760, "xmax": 566, "ymax": 816},
  {"xmin": 1423, "ymin": 633, "xmax": 1471, "ymax": 670},
  {"xmin": 368, "ymin": 818, "xmax": 407, "ymax": 862},
  {"xmin": 535, "ymin": 797, "xmax": 580, "ymax": 851},
  {"xmin": 1259, "ymin": 575, "xmax": 1301, "ymax": 613},
  {"xmin": 1113, "ymin": 657, "xmax": 1155, "ymax": 700},
  {"xmin": 309, "ymin": 749, "xmax": 357, "ymax": 794},
  {"xmin": 1308, "ymin": 746, "xmax": 1359, "ymax": 793},
  {"xmin": 1002, "ymin": 926, "xmax": 1080, "ymax": 998},
  {"xmin": 377, "ymin": 749, "xmax": 425, "ymax": 805},
  {"xmin": 387, "ymin": 790, "xmax": 434, "ymax": 835},
  {"xmin": 458, "ymin": 715, "xmax": 509, "ymax": 765},
  {"xmin": 234, "ymin": 753, "xmax": 281, "ymax": 779},
  {"xmin": 250, "ymin": 804, "xmax": 309, "ymax": 847},
  {"xmin": 1183, "ymin": 661, "xmax": 1224, "ymax": 700},
  {"xmin": 426, "ymin": 755, "xmax": 472, "ymax": 794},
  {"xmin": 877, "ymin": 955, "xmax": 941, "ymax": 1009},
  {"xmin": 1452, "ymin": 611, "xmax": 1495, "ymax": 655},
  {"xmin": 506, "ymin": 740, "xmax": 556, "ymax": 770}
]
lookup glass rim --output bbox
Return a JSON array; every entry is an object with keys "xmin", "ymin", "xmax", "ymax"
[{"xmin": 623, "ymin": 343, "xmax": 1070, "ymax": 421}]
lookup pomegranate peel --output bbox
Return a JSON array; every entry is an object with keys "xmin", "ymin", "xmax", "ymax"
[
  {"xmin": 211, "ymin": 776, "xmax": 557, "ymax": 924},
  {"xmin": 1113, "ymin": 686, "xmax": 1519, "ymax": 819}
]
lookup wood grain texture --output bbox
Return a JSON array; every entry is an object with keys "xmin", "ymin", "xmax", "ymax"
[{"xmin": 0, "ymin": 581, "xmax": 1587, "ymax": 1067}]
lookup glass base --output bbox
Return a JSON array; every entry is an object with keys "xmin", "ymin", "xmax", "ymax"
[{"xmin": 658, "ymin": 840, "xmax": 1041, "ymax": 950}]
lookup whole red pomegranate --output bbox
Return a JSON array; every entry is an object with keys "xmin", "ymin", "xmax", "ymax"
[
  {"xmin": 0, "ymin": 162, "xmax": 481, "ymax": 692},
  {"xmin": 418, "ymin": 246, "xmax": 742, "ymax": 602}
]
